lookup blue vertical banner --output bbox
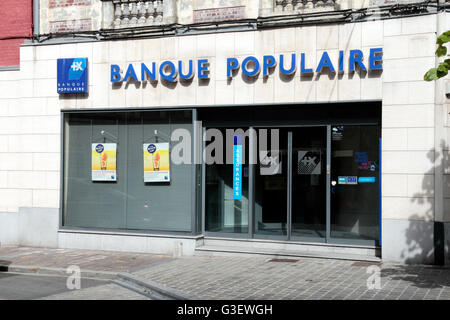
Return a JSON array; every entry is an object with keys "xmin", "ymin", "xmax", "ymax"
[{"xmin": 233, "ymin": 135, "xmax": 242, "ymax": 200}]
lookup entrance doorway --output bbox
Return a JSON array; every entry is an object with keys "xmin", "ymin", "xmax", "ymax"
[
  {"xmin": 254, "ymin": 127, "xmax": 327, "ymax": 242},
  {"xmin": 201, "ymin": 104, "xmax": 381, "ymax": 246}
]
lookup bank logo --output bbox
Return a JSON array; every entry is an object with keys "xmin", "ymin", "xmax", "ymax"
[
  {"xmin": 57, "ymin": 58, "xmax": 88, "ymax": 93},
  {"xmin": 298, "ymin": 150, "xmax": 321, "ymax": 175},
  {"xmin": 95, "ymin": 144, "xmax": 104, "ymax": 153},
  {"xmin": 71, "ymin": 61, "xmax": 84, "ymax": 72},
  {"xmin": 147, "ymin": 144, "xmax": 157, "ymax": 154}
]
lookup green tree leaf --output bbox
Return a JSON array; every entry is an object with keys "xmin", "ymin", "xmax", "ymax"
[
  {"xmin": 436, "ymin": 63, "xmax": 449, "ymax": 78},
  {"xmin": 443, "ymin": 58, "xmax": 450, "ymax": 68},
  {"xmin": 424, "ymin": 68, "xmax": 438, "ymax": 81},
  {"xmin": 424, "ymin": 30, "xmax": 450, "ymax": 81},
  {"xmin": 436, "ymin": 44, "xmax": 447, "ymax": 57},
  {"xmin": 436, "ymin": 30, "xmax": 450, "ymax": 45}
]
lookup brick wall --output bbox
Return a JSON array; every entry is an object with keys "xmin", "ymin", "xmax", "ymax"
[{"xmin": 0, "ymin": 0, "xmax": 33, "ymax": 66}]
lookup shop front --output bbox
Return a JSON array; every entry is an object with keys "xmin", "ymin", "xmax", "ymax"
[
  {"xmin": 61, "ymin": 102, "xmax": 381, "ymax": 255},
  {"xmin": 1, "ymin": 12, "xmax": 446, "ymax": 264},
  {"xmin": 201, "ymin": 103, "xmax": 381, "ymax": 247},
  {"xmin": 55, "ymin": 25, "xmax": 387, "ymax": 259}
]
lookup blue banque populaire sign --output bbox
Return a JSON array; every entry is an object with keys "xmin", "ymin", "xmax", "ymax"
[
  {"xmin": 109, "ymin": 48, "xmax": 383, "ymax": 84},
  {"xmin": 57, "ymin": 58, "xmax": 88, "ymax": 93}
]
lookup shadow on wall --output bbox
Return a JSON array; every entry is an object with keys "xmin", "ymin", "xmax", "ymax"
[{"xmin": 402, "ymin": 142, "xmax": 448, "ymax": 265}]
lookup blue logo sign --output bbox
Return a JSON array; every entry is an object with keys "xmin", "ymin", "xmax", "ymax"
[
  {"xmin": 95, "ymin": 144, "xmax": 104, "ymax": 153},
  {"xmin": 147, "ymin": 144, "xmax": 156, "ymax": 154},
  {"xmin": 57, "ymin": 58, "xmax": 88, "ymax": 93}
]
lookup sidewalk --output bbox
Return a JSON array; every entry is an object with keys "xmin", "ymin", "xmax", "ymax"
[
  {"xmin": 131, "ymin": 255, "xmax": 450, "ymax": 300},
  {"xmin": 0, "ymin": 246, "xmax": 169, "ymax": 278},
  {"xmin": 2, "ymin": 246, "xmax": 450, "ymax": 300}
]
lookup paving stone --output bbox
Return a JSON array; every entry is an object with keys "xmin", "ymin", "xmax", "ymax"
[
  {"xmin": 132, "ymin": 255, "xmax": 450, "ymax": 300},
  {"xmin": 3, "ymin": 246, "xmax": 450, "ymax": 300}
]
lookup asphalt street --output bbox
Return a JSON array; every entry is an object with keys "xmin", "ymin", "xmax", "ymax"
[{"xmin": 0, "ymin": 272, "xmax": 111, "ymax": 300}]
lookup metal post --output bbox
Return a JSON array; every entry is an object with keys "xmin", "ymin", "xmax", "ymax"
[{"xmin": 287, "ymin": 131, "xmax": 292, "ymax": 240}]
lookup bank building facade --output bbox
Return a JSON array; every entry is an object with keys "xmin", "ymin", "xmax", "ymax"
[{"xmin": 0, "ymin": 0, "xmax": 449, "ymax": 265}]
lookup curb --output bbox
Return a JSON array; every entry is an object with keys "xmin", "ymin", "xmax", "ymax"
[
  {"xmin": 116, "ymin": 272, "xmax": 198, "ymax": 300},
  {"xmin": 0, "ymin": 264, "xmax": 118, "ymax": 280}
]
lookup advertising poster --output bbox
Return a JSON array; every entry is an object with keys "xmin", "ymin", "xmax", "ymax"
[
  {"xmin": 91, "ymin": 143, "xmax": 117, "ymax": 181},
  {"xmin": 143, "ymin": 143, "xmax": 170, "ymax": 182}
]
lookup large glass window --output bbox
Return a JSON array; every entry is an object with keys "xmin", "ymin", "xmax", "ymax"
[
  {"xmin": 63, "ymin": 110, "xmax": 193, "ymax": 233},
  {"xmin": 330, "ymin": 125, "xmax": 380, "ymax": 241}
]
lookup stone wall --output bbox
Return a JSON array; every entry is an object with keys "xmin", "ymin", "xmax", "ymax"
[
  {"xmin": 40, "ymin": 0, "xmax": 102, "ymax": 34},
  {"xmin": 38, "ymin": 0, "xmax": 435, "ymax": 35}
]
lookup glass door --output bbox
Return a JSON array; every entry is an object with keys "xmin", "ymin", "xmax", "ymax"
[
  {"xmin": 252, "ymin": 126, "xmax": 327, "ymax": 241},
  {"xmin": 290, "ymin": 127, "xmax": 327, "ymax": 241},
  {"xmin": 254, "ymin": 128, "xmax": 288, "ymax": 239}
]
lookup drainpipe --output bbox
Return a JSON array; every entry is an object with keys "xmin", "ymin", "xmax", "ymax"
[{"xmin": 33, "ymin": 0, "xmax": 39, "ymax": 41}]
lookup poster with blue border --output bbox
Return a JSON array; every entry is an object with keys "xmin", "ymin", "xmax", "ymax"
[{"xmin": 57, "ymin": 58, "xmax": 88, "ymax": 93}]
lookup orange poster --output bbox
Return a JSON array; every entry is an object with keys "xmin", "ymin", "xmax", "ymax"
[
  {"xmin": 92, "ymin": 143, "xmax": 117, "ymax": 181},
  {"xmin": 143, "ymin": 143, "xmax": 170, "ymax": 182}
]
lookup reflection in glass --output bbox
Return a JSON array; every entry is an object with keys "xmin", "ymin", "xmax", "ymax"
[
  {"xmin": 254, "ymin": 129, "xmax": 288, "ymax": 237},
  {"xmin": 63, "ymin": 111, "xmax": 193, "ymax": 232},
  {"xmin": 291, "ymin": 127, "xmax": 326, "ymax": 239}
]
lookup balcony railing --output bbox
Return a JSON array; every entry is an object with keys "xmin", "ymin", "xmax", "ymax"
[
  {"xmin": 112, "ymin": 0, "xmax": 164, "ymax": 28},
  {"xmin": 274, "ymin": 0, "xmax": 338, "ymax": 13}
]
